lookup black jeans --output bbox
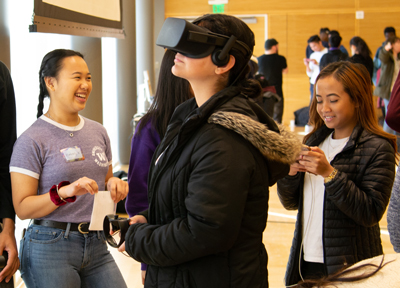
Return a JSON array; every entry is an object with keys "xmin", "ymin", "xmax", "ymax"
[
  {"xmin": 301, "ymin": 261, "xmax": 326, "ymax": 280},
  {"xmin": 0, "ymin": 278, "xmax": 14, "ymax": 288}
]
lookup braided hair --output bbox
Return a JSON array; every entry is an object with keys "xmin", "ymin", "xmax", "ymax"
[{"xmin": 37, "ymin": 49, "xmax": 84, "ymax": 118}]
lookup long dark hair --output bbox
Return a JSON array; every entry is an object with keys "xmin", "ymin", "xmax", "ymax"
[
  {"xmin": 306, "ymin": 61, "xmax": 398, "ymax": 155},
  {"xmin": 136, "ymin": 49, "xmax": 193, "ymax": 138},
  {"xmin": 296, "ymin": 255, "xmax": 393, "ymax": 287},
  {"xmin": 193, "ymin": 14, "xmax": 262, "ymax": 99},
  {"xmin": 37, "ymin": 49, "xmax": 84, "ymax": 118},
  {"xmin": 349, "ymin": 36, "xmax": 372, "ymax": 59}
]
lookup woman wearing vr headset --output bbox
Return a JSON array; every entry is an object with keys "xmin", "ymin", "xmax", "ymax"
[
  {"xmin": 121, "ymin": 14, "xmax": 302, "ymax": 287},
  {"xmin": 10, "ymin": 49, "xmax": 128, "ymax": 288},
  {"xmin": 126, "ymin": 49, "xmax": 193, "ymax": 283}
]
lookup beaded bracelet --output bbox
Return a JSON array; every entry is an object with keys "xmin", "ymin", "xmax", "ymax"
[{"xmin": 49, "ymin": 181, "xmax": 76, "ymax": 206}]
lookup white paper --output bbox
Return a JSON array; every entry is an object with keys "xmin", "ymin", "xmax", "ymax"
[{"xmin": 89, "ymin": 191, "xmax": 116, "ymax": 231}]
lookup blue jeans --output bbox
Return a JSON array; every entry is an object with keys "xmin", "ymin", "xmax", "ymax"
[{"xmin": 19, "ymin": 224, "xmax": 127, "ymax": 288}]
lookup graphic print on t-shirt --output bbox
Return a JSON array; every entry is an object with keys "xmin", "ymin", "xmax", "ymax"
[{"xmin": 92, "ymin": 146, "xmax": 109, "ymax": 167}]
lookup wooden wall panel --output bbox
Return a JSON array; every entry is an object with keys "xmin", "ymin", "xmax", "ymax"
[
  {"xmin": 226, "ymin": 0, "xmax": 354, "ymax": 13},
  {"xmin": 165, "ymin": 0, "xmax": 212, "ymax": 17},
  {"xmin": 266, "ymin": 14, "xmax": 287, "ymax": 58},
  {"xmin": 246, "ymin": 17, "xmax": 266, "ymax": 57},
  {"xmin": 360, "ymin": 0, "xmax": 400, "ymax": 8},
  {"xmin": 337, "ymin": 13, "xmax": 356, "ymax": 55},
  {"xmin": 165, "ymin": 0, "xmax": 356, "ymax": 16}
]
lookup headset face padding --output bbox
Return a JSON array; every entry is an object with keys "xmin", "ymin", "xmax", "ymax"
[{"xmin": 156, "ymin": 17, "xmax": 251, "ymax": 67}]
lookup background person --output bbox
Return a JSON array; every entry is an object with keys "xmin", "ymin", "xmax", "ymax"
[
  {"xmin": 304, "ymin": 35, "xmax": 328, "ymax": 103},
  {"xmin": 306, "ymin": 28, "xmax": 330, "ymax": 59},
  {"xmin": 10, "ymin": 49, "xmax": 128, "ymax": 288},
  {"xmin": 125, "ymin": 49, "xmax": 193, "ymax": 284},
  {"xmin": 277, "ymin": 62, "xmax": 397, "ymax": 286},
  {"xmin": 121, "ymin": 14, "xmax": 301, "ymax": 288},
  {"xmin": 320, "ymin": 34, "xmax": 348, "ymax": 70},
  {"xmin": 373, "ymin": 26, "xmax": 396, "ymax": 86},
  {"xmin": 328, "ymin": 30, "xmax": 349, "ymax": 57},
  {"xmin": 0, "ymin": 61, "xmax": 19, "ymax": 287},
  {"xmin": 349, "ymin": 36, "xmax": 374, "ymax": 80},
  {"xmin": 257, "ymin": 38, "xmax": 288, "ymax": 123},
  {"xmin": 373, "ymin": 36, "xmax": 400, "ymax": 135}
]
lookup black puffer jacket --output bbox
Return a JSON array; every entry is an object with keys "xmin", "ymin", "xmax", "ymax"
[
  {"xmin": 277, "ymin": 125, "xmax": 396, "ymax": 286},
  {"xmin": 125, "ymin": 86, "xmax": 302, "ymax": 288}
]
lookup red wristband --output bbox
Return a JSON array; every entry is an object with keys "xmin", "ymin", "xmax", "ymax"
[{"xmin": 49, "ymin": 181, "xmax": 76, "ymax": 206}]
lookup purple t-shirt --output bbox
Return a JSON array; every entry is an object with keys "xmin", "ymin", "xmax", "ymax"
[
  {"xmin": 126, "ymin": 119, "xmax": 160, "ymax": 217},
  {"xmin": 126, "ymin": 118, "xmax": 160, "ymax": 271},
  {"xmin": 10, "ymin": 115, "xmax": 112, "ymax": 223}
]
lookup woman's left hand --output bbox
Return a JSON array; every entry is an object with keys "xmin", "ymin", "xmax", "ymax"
[
  {"xmin": 298, "ymin": 146, "xmax": 334, "ymax": 177},
  {"xmin": 106, "ymin": 177, "xmax": 129, "ymax": 203},
  {"xmin": 117, "ymin": 215, "xmax": 147, "ymax": 253}
]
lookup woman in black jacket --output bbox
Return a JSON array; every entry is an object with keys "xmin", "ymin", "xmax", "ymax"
[
  {"xmin": 120, "ymin": 14, "xmax": 302, "ymax": 288},
  {"xmin": 349, "ymin": 36, "xmax": 373, "ymax": 80},
  {"xmin": 277, "ymin": 61, "xmax": 398, "ymax": 287}
]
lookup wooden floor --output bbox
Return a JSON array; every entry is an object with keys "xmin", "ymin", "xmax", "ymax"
[{"xmin": 111, "ymin": 125, "xmax": 396, "ymax": 288}]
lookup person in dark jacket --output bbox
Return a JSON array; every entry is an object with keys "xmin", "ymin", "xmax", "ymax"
[
  {"xmin": 320, "ymin": 35, "xmax": 348, "ymax": 71},
  {"xmin": 373, "ymin": 36, "xmax": 400, "ymax": 135},
  {"xmin": 349, "ymin": 36, "xmax": 373, "ymax": 80},
  {"xmin": 120, "ymin": 14, "xmax": 302, "ymax": 288},
  {"xmin": 126, "ymin": 49, "xmax": 193, "ymax": 284},
  {"xmin": 372, "ymin": 27, "xmax": 396, "ymax": 86},
  {"xmin": 277, "ymin": 61, "xmax": 398, "ymax": 286},
  {"xmin": 0, "ymin": 61, "xmax": 19, "ymax": 287}
]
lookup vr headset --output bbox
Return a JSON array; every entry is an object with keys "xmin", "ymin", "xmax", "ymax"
[
  {"xmin": 156, "ymin": 17, "xmax": 251, "ymax": 67},
  {"xmin": 103, "ymin": 214, "xmax": 130, "ymax": 248}
]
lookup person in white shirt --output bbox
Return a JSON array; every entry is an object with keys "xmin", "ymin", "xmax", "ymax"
[{"xmin": 304, "ymin": 35, "xmax": 328, "ymax": 104}]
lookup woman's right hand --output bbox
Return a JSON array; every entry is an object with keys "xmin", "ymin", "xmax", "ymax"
[
  {"xmin": 58, "ymin": 177, "xmax": 99, "ymax": 198},
  {"xmin": 288, "ymin": 162, "xmax": 307, "ymax": 176},
  {"xmin": 288, "ymin": 155, "xmax": 307, "ymax": 176}
]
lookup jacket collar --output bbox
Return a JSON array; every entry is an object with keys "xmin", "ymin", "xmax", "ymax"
[
  {"xmin": 307, "ymin": 124, "xmax": 372, "ymax": 152},
  {"xmin": 163, "ymin": 85, "xmax": 303, "ymax": 164},
  {"xmin": 208, "ymin": 111, "xmax": 303, "ymax": 164}
]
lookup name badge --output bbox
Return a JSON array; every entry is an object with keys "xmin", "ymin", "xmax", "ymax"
[{"xmin": 60, "ymin": 146, "xmax": 85, "ymax": 162}]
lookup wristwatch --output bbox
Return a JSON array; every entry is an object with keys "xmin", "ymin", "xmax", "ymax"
[{"xmin": 324, "ymin": 168, "xmax": 338, "ymax": 184}]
